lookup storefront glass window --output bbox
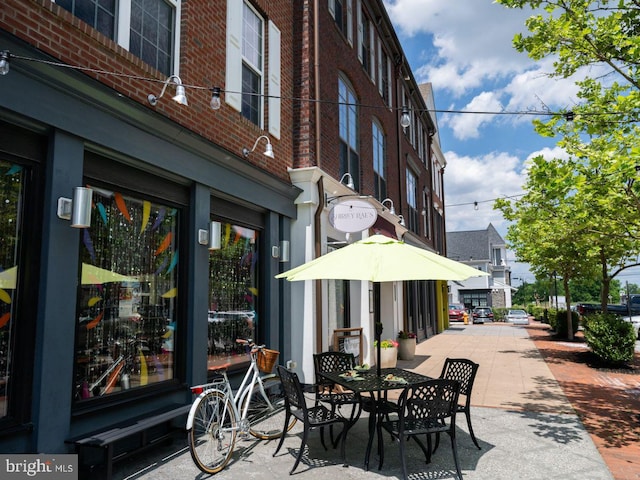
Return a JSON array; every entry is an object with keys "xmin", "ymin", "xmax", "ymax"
[
  {"xmin": 74, "ymin": 187, "xmax": 179, "ymax": 401},
  {"xmin": 207, "ymin": 223, "xmax": 258, "ymax": 369},
  {"xmin": 0, "ymin": 160, "xmax": 23, "ymax": 417}
]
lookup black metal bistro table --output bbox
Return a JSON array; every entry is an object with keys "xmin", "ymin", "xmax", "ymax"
[{"xmin": 320, "ymin": 367, "xmax": 432, "ymax": 470}]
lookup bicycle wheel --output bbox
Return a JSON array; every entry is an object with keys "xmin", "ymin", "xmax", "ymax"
[
  {"xmin": 188, "ymin": 390, "xmax": 237, "ymax": 474},
  {"xmin": 242, "ymin": 376, "xmax": 297, "ymax": 439}
]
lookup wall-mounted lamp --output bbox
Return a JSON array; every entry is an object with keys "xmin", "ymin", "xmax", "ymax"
[
  {"xmin": 243, "ymin": 135, "xmax": 274, "ymax": 159},
  {"xmin": 400, "ymin": 106, "xmax": 411, "ymax": 130},
  {"xmin": 198, "ymin": 228, "xmax": 209, "ymax": 246},
  {"xmin": 339, "ymin": 172, "xmax": 355, "ymax": 190},
  {"xmin": 421, "ymin": 207, "xmax": 427, "ymax": 216},
  {"xmin": 148, "ymin": 75, "xmax": 188, "ymax": 106},
  {"xmin": 271, "ymin": 240, "xmax": 290, "ymax": 263},
  {"xmin": 398, "ymin": 214, "xmax": 406, "ymax": 227},
  {"xmin": 57, "ymin": 187, "xmax": 93, "ymax": 228},
  {"xmin": 0, "ymin": 51, "xmax": 10, "ymax": 76},
  {"xmin": 210, "ymin": 87, "xmax": 221, "ymax": 110},
  {"xmin": 381, "ymin": 198, "xmax": 396, "ymax": 215},
  {"xmin": 209, "ymin": 221, "xmax": 222, "ymax": 250}
]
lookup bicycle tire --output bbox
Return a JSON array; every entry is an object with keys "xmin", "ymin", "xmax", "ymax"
[
  {"xmin": 188, "ymin": 390, "xmax": 237, "ymax": 474},
  {"xmin": 242, "ymin": 375, "xmax": 297, "ymax": 440}
]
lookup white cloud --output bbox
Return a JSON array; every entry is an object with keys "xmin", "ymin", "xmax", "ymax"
[
  {"xmin": 384, "ymin": 0, "xmax": 536, "ymax": 94},
  {"xmin": 441, "ymin": 91, "xmax": 503, "ymax": 139},
  {"xmin": 443, "ymin": 150, "xmax": 526, "ymax": 233}
]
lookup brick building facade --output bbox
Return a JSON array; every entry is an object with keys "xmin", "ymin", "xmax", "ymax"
[{"xmin": 0, "ymin": 0, "xmax": 448, "ymax": 463}]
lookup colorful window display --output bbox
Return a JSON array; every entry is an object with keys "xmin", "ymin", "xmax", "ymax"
[
  {"xmin": 73, "ymin": 187, "xmax": 179, "ymax": 401},
  {"xmin": 207, "ymin": 223, "xmax": 259, "ymax": 369},
  {"xmin": 0, "ymin": 160, "xmax": 23, "ymax": 417}
]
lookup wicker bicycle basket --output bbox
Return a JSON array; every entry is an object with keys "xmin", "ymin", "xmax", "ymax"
[{"xmin": 257, "ymin": 348, "xmax": 280, "ymax": 374}]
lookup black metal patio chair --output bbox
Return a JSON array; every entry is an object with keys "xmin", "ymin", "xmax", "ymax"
[
  {"xmin": 378, "ymin": 379, "xmax": 462, "ymax": 480},
  {"xmin": 312, "ymin": 351, "xmax": 363, "ymax": 446},
  {"xmin": 274, "ymin": 365, "xmax": 349, "ymax": 474},
  {"xmin": 434, "ymin": 357, "xmax": 481, "ymax": 452}
]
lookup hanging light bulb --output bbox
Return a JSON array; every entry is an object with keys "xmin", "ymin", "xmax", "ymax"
[
  {"xmin": 474, "ymin": 201, "xmax": 479, "ymax": 211},
  {"xmin": 0, "ymin": 51, "xmax": 10, "ymax": 75},
  {"xmin": 400, "ymin": 106, "xmax": 411, "ymax": 130},
  {"xmin": 210, "ymin": 87, "xmax": 221, "ymax": 110}
]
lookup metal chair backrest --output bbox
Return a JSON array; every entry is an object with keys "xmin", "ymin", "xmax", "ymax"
[
  {"xmin": 440, "ymin": 357, "xmax": 479, "ymax": 397},
  {"xmin": 276, "ymin": 365, "xmax": 307, "ymax": 411},
  {"xmin": 313, "ymin": 351, "xmax": 356, "ymax": 375},
  {"xmin": 397, "ymin": 379, "xmax": 460, "ymax": 425}
]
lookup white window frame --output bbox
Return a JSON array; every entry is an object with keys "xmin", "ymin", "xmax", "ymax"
[
  {"xmin": 57, "ymin": 0, "xmax": 181, "ymax": 76},
  {"xmin": 226, "ymin": 1, "xmax": 281, "ymax": 136},
  {"xmin": 372, "ymin": 119, "xmax": 386, "ymax": 200},
  {"xmin": 329, "ymin": 0, "xmax": 353, "ymax": 44}
]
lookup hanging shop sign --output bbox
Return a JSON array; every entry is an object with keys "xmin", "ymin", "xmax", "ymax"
[{"xmin": 329, "ymin": 199, "xmax": 378, "ymax": 233}]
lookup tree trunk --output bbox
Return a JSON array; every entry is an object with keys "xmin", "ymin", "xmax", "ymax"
[
  {"xmin": 600, "ymin": 247, "xmax": 610, "ymax": 314},
  {"xmin": 564, "ymin": 274, "xmax": 574, "ymax": 341}
]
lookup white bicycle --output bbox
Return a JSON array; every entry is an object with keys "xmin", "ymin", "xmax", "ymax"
[{"xmin": 186, "ymin": 340, "xmax": 296, "ymax": 474}]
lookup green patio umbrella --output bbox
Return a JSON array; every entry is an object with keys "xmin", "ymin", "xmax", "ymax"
[
  {"xmin": 275, "ymin": 234, "xmax": 488, "ymax": 282},
  {"xmin": 276, "ymin": 234, "xmax": 488, "ymax": 377}
]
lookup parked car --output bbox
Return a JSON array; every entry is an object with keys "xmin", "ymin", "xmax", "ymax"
[
  {"xmin": 448, "ymin": 304, "xmax": 466, "ymax": 322},
  {"xmin": 472, "ymin": 307, "xmax": 493, "ymax": 324},
  {"xmin": 506, "ymin": 309, "xmax": 529, "ymax": 325},
  {"xmin": 620, "ymin": 315, "xmax": 640, "ymax": 339}
]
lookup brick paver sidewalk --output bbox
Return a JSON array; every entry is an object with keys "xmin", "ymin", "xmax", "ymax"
[{"xmin": 526, "ymin": 323, "xmax": 640, "ymax": 480}]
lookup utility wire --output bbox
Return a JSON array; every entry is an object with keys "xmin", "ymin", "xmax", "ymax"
[{"xmin": 6, "ymin": 51, "xmax": 631, "ymax": 120}]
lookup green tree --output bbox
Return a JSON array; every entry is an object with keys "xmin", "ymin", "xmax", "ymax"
[
  {"xmin": 496, "ymin": 0, "xmax": 640, "ymax": 313},
  {"xmin": 496, "ymin": 156, "xmax": 600, "ymax": 339}
]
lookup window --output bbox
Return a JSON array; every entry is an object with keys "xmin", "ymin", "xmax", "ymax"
[
  {"xmin": 0, "ymin": 161, "xmax": 25, "ymax": 419},
  {"xmin": 241, "ymin": 3, "xmax": 263, "ymax": 125},
  {"xmin": 372, "ymin": 121, "xmax": 386, "ymax": 200},
  {"xmin": 339, "ymin": 77, "xmax": 359, "ymax": 191},
  {"xmin": 329, "ymin": 0, "xmax": 352, "ymax": 42},
  {"xmin": 358, "ymin": 6, "xmax": 374, "ymax": 80},
  {"xmin": 207, "ymin": 223, "xmax": 260, "ymax": 369},
  {"xmin": 57, "ymin": 0, "xmax": 179, "ymax": 77},
  {"xmin": 406, "ymin": 168, "xmax": 418, "ymax": 233},
  {"xmin": 493, "ymin": 248, "xmax": 503, "ymax": 266},
  {"xmin": 129, "ymin": 0, "xmax": 175, "ymax": 76},
  {"xmin": 226, "ymin": 1, "xmax": 281, "ymax": 136},
  {"xmin": 423, "ymin": 189, "xmax": 431, "ymax": 239},
  {"xmin": 378, "ymin": 46, "xmax": 391, "ymax": 106},
  {"xmin": 57, "ymin": 0, "xmax": 116, "ymax": 37},
  {"xmin": 73, "ymin": 185, "xmax": 181, "ymax": 401}
]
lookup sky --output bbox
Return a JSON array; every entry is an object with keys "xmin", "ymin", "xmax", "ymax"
[{"xmin": 382, "ymin": 0, "xmax": 640, "ymax": 288}]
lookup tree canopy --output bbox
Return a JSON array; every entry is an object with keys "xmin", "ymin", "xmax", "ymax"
[{"xmin": 495, "ymin": 0, "xmax": 640, "ymax": 323}]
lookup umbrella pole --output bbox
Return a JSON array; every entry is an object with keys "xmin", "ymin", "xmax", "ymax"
[{"xmin": 375, "ymin": 321, "xmax": 383, "ymax": 377}]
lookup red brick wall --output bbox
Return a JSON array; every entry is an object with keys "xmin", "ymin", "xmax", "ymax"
[
  {"xmin": 0, "ymin": 0, "xmax": 293, "ymax": 181},
  {"xmin": 315, "ymin": 3, "xmax": 403, "ymax": 206}
]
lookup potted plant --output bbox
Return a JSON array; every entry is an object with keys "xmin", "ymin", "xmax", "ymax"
[
  {"xmin": 397, "ymin": 331, "xmax": 417, "ymax": 360},
  {"xmin": 374, "ymin": 339, "xmax": 399, "ymax": 368}
]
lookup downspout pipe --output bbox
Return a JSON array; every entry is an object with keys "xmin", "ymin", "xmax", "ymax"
[{"xmin": 314, "ymin": 0, "xmax": 323, "ymax": 353}]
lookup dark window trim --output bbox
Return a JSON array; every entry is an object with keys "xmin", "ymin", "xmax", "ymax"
[
  {"xmin": 0, "ymin": 122, "xmax": 47, "ymax": 429},
  {"xmin": 72, "ymin": 153, "xmax": 190, "ymax": 411}
]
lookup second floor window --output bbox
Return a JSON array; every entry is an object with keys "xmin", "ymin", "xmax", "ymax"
[
  {"xmin": 406, "ymin": 168, "xmax": 418, "ymax": 233},
  {"xmin": 329, "ymin": 0, "xmax": 352, "ymax": 43},
  {"xmin": 241, "ymin": 3, "xmax": 264, "ymax": 125},
  {"xmin": 225, "ymin": 1, "xmax": 281, "ymax": 136},
  {"xmin": 339, "ymin": 77, "xmax": 359, "ymax": 190},
  {"xmin": 58, "ymin": 0, "xmax": 178, "ymax": 77},
  {"xmin": 372, "ymin": 121, "xmax": 386, "ymax": 200}
]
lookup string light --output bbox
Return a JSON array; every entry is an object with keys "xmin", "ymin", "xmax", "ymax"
[
  {"xmin": 3, "ymin": 51, "xmax": 630, "ymax": 121},
  {"xmin": 445, "ymin": 193, "xmax": 524, "ymax": 208}
]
